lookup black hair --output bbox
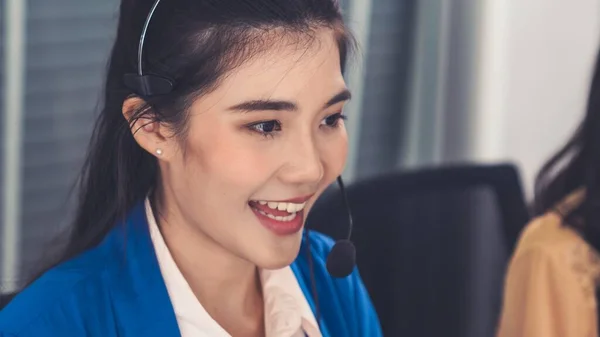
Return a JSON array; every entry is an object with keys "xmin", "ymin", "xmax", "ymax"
[
  {"xmin": 32, "ymin": 0, "xmax": 355, "ymax": 279},
  {"xmin": 534, "ymin": 48, "xmax": 600, "ymax": 249}
]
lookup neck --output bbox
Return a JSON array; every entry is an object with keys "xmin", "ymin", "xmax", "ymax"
[{"xmin": 152, "ymin": 191, "xmax": 264, "ymax": 335}]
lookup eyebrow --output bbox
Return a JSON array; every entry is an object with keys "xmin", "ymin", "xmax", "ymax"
[{"xmin": 227, "ymin": 88, "xmax": 352, "ymax": 113}]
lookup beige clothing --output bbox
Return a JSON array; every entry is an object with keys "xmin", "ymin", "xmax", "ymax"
[
  {"xmin": 497, "ymin": 206, "xmax": 600, "ymax": 337},
  {"xmin": 145, "ymin": 198, "xmax": 321, "ymax": 337}
]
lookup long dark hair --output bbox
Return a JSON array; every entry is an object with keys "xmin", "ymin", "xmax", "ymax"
[
  {"xmin": 34, "ymin": 0, "xmax": 354, "ymax": 279},
  {"xmin": 534, "ymin": 48, "xmax": 600, "ymax": 249}
]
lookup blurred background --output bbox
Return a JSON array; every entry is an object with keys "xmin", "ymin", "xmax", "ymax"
[{"xmin": 1, "ymin": 0, "xmax": 599, "ymax": 336}]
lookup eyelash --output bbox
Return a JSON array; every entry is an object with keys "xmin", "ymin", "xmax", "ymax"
[{"xmin": 246, "ymin": 113, "xmax": 347, "ymax": 139}]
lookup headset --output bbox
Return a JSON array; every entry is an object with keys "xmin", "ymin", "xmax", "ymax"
[{"xmin": 123, "ymin": 0, "xmax": 357, "ymax": 326}]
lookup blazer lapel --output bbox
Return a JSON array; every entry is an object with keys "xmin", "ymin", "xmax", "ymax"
[{"xmin": 104, "ymin": 202, "xmax": 181, "ymax": 336}]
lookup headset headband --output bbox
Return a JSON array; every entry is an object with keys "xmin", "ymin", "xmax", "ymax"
[{"xmin": 123, "ymin": 0, "xmax": 174, "ymax": 96}]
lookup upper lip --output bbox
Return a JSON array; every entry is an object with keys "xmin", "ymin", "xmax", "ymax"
[{"xmin": 254, "ymin": 193, "xmax": 315, "ymax": 203}]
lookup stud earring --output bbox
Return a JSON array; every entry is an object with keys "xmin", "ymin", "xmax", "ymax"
[{"xmin": 155, "ymin": 148, "xmax": 163, "ymax": 156}]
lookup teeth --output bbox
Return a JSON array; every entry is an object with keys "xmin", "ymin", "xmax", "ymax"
[
  {"xmin": 285, "ymin": 213, "xmax": 297, "ymax": 221},
  {"xmin": 286, "ymin": 203, "xmax": 296, "ymax": 213},
  {"xmin": 257, "ymin": 209, "xmax": 298, "ymax": 222},
  {"xmin": 256, "ymin": 201, "xmax": 307, "ymax": 213}
]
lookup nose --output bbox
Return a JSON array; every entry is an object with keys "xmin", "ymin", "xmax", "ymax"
[{"xmin": 279, "ymin": 135, "xmax": 325, "ymax": 185}]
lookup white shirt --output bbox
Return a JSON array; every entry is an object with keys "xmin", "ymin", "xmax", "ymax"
[{"xmin": 145, "ymin": 199, "xmax": 322, "ymax": 337}]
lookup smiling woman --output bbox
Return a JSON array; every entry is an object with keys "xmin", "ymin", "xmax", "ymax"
[{"xmin": 0, "ymin": 1, "xmax": 381, "ymax": 337}]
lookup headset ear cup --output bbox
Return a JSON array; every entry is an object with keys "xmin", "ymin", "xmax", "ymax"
[
  {"xmin": 123, "ymin": 0, "xmax": 174, "ymax": 97},
  {"xmin": 123, "ymin": 74, "xmax": 173, "ymax": 96}
]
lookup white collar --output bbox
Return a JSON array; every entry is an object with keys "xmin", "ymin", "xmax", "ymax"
[{"xmin": 145, "ymin": 198, "xmax": 321, "ymax": 337}]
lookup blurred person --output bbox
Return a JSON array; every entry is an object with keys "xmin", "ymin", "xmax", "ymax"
[
  {"xmin": 0, "ymin": 0, "xmax": 382, "ymax": 336},
  {"xmin": 497, "ymin": 49, "xmax": 600, "ymax": 337}
]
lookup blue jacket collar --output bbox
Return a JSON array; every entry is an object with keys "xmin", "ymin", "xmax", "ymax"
[
  {"xmin": 102, "ymin": 201, "xmax": 321, "ymax": 336},
  {"xmin": 104, "ymin": 201, "xmax": 181, "ymax": 336}
]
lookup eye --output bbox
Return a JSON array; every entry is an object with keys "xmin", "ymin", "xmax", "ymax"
[
  {"xmin": 247, "ymin": 120, "xmax": 282, "ymax": 138},
  {"xmin": 321, "ymin": 112, "xmax": 346, "ymax": 128}
]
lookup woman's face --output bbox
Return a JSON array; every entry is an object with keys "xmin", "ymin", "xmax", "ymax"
[{"xmin": 151, "ymin": 29, "xmax": 349, "ymax": 269}]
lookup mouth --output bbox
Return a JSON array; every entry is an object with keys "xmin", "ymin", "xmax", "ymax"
[{"xmin": 248, "ymin": 197, "xmax": 311, "ymax": 236}]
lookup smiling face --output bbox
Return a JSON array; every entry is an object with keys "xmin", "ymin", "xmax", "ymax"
[{"xmin": 133, "ymin": 28, "xmax": 349, "ymax": 269}]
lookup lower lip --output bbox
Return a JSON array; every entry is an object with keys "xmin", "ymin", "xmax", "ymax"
[{"xmin": 250, "ymin": 205, "xmax": 305, "ymax": 236}]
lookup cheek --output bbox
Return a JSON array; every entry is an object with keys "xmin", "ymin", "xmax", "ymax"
[
  {"xmin": 179, "ymin": 118, "xmax": 348, "ymax": 191},
  {"xmin": 184, "ymin": 124, "xmax": 275, "ymax": 189},
  {"xmin": 319, "ymin": 130, "xmax": 349, "ymax": 177}
]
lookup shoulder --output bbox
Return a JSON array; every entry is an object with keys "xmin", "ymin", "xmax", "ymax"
[
  {"xmin": 514, "ymin": 189, "xmax": 590, "ymax": 257},
  {"xmin": 292, "ymin": 231, "xmax": 383, "ymax": 336},
  {"xmin": 0, "ymin": 245, "xmax": 114, "ymax": 336},
  {"xmin": 513, "ymin": 211, "xmax": 597, "ymax": 263},
  {"xmin": 506, "ymin": 212, "xmax": 600, "ymax": 303}
]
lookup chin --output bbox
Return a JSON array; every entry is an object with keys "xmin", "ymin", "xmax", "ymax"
[
  {"xmin": 258, "ymin": 259, "xmax": 296, "ymax": 271},
  {"xmin": 252, "ymin": 235, "xmax": 304, "ymax": 270}
]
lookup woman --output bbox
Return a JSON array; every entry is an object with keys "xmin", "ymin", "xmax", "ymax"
[
  {"xmin": 0, "ymin": 0, "xmax": 382, "ymax": 336},
  {"xmin": 497, "ymin": 49, "xmax": 600, "ymax": 336}
]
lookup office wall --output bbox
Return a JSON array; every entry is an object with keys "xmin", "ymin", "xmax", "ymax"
[
  {"xmin": 473, "ymin": 0, "xmax": 600, "ymax": 196},
  {"xmin": 1, "ymin": 1, "xmax": 119, "ymax": 289}
]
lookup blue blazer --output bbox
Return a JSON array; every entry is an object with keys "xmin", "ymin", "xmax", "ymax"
[{"xmin": 0, "ymin": 202, "xmax": 382, "ymax": 336}]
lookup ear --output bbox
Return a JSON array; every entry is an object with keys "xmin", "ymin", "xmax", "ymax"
[{"xmin": 122, "ymin": 97, "xmax": 176, "ymax": 160}]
